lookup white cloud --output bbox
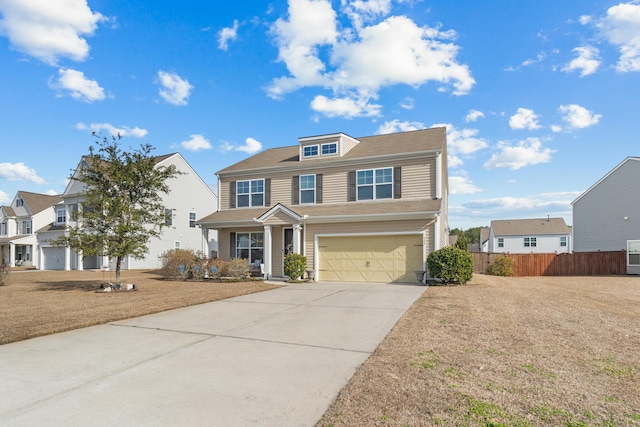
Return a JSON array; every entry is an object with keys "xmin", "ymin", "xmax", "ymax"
[
  {"xmin": 558, "ymin": 104, "xmax": 601, "ymax": 129},
  {"xmin": 433, "ymin": 122, "xmax": 488, "ymax": 156},
  {"xmin": 0, "ymin": 0, "xmax": 105, "ymax": 65},
  {"xmin": 596, "ymin": 2, "xmax": 640, "ymax": 72},
  {"xmin": 218, "ymin": 20, "xmax": 239, "ymax": 51},
  {"xmin": 522, "ymin": 52, "xmax": 546, "ymax": 67},
  {"xmin": 76, "ymin": 122, "xmax": 148, "ymax": 137},
  {"xmin": 562, "ymin": 46, "xmax": 600, "ymax": 76},
  {"xmin": 49, "ymin": 68, "xmax": 105, "ymax": 102},
  {"xmin": 179, "ymin": 134, "xmax": 212, "ymax": 152},
  {"xmin": 310, "ymin": 94, "xmax": 381, "ymax": 118},
  {"xmin": 220, "ymin": 137, "xmax": 263, "ymax": 154},
  {"xmin": 449, "ymin": 175, "xmax": 481, "ymax": 195},
  {"xmin": 484, "ymin": 138, "xmax": 554, "ymax": 170},
  {"xmin": 0, "ymin": 162, "xmax": 45, "ymax": 184},
  {"xmin": 399, "ymin": 97, "xmax": 414, "ymax": 110},
  {"xmin": 465, "ymin": 109, "xmax": 485, "ymax": 122},
  {"xmin": 157, "ymin": 70, "xmax": 193, "ymax": 106},
  {"xmin": 267, "ymin": 0, "xmax": 474, "ymax": 118},
  {"xmin": 509, "ymin": 107, "xmax": 541, "ymax": 130},
  {"xmin": 0, "ymin": 190, "xmax": 10, "ymax": 204},
  {"xmin": 376, "ymin": 119, "xmax": 425, "ymax": 134}
]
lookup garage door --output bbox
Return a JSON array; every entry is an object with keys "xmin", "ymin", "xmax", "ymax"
[
  {"xmin": 42, "ymin": 247, "xmax": 65, "ymax": 270},
  {"xmin": 318, "ymin": 235, "xmax": 423, "ymax": 283}
]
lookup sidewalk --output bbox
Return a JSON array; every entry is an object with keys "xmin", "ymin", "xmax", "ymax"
[{"xmin": 0, "ymin": 281, "xmax": 426, "ymax": 426}]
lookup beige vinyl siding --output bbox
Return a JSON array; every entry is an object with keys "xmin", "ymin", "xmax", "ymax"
[
  {"xmin": 402, "ymin": 162, "xmax": 435, "ymax": 199},
  {"xmin": 304, "ymin": 219, "xmax": 435, "ymax": 271},
  {"xmin": 264, "ymin": 211, "xmax": 297, "ymax": 225}
]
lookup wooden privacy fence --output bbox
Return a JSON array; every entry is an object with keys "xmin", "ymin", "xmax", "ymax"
[{"xmin": 471, "ymin": 251, "xmax": 627, "ymax": 277}]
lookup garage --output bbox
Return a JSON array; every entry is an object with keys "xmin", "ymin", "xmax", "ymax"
[
  {"xmin": 42, "ymin": 247, "xmax": 65, "ymax": 270},
  {"xmin": 318, "ymin": 234, "xmax": 423, "ymax": 283}
]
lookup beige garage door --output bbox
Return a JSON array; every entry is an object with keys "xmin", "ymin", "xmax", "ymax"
[{"xmin": 318, "ymin": 235, "xmax": 423, "ymax": 283}]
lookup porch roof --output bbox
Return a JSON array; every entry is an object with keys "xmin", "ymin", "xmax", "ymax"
[{"xmin": 197, "ymin": 198, "xmax": 441, "ymax": 228}]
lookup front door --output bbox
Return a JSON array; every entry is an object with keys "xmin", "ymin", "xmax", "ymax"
[{"xmin": 283, "ymin": 228, "xmax": 293, "ymax": 275}]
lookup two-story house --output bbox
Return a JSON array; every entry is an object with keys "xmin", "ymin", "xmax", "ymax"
[
  {"xmin": 197, "ymin": 128, "xmax": 448, "ymax": 283},
  {"xmin": 572, "ymin": 156, "xmax": 640, "ymax": 274},
  {"xmin": 487, "ymin": 217, "xmax": 572, "ymax": 254},
  {"xmin": 0, "ymin": 191, "xmax": 62, "ymax": 267},
  {"xmin": 36, "ymin": 153, "xmax": 218, "ymax": 270}
]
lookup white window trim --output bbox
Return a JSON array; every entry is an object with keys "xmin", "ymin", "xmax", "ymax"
[
  {"xmin": 524, "ymin": 236, "xmax": 537, "ymax": 247},
  {"xmin": 321, "ymin": 142, "xmax": 337, "ymax": 156},
  {"xmin": 189, "ymin": 212, "xmax": 196, "ymax": 228},
  {"xmin": 299, "ymin": 174, "xmax": 315, "ymax": 205},
  {"xmin": 356, "ymin": 167, "xmax": 393, "ymax": 201},
  {"xmin": 560, "ymin": 236, "xmax": 567, "ymax": 247},
  {"xmin": 57, "ymin": 209, "xmax": 67, "ymax": 224},
  {"xmin": 497, "ymin": 237, "xmax": 504, "ymax": 248},
  {"xmin": 236, "ymin": 179, "xmax": 265, "ymax": 208},
  {"xmin": 627, "ymin": 240, "xmax": 640, "ymax": 266},
  {"xmin": 302, "ymin": 145, "xmax": 319, "ymax": 158},
  {"xmin": 236, "ymin": 232, "xmax": 264, "ymax": 263}
]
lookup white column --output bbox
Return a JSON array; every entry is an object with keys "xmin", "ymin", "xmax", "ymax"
[
  {"xmin": 9, "ymin": 243, "xmax": 15, "ymax": 267},
  {"xmin": 64, "ymin": 246, "xmax": 71, "ymax": 270},
  {"xmin": 263, "ymin": 225, "xmax": 272, "ymax": 279},
  {"xmin": 102, "ymin": 255, "xmax": 109, "ymax": 269},
  {"xmin": 292, "ymin": 224, "xmax": 301, "ymax": 254},
  {"xmin": 77, "ymin": 250, "xmax": 83, "ymax": 271},
  {"xmin": 434, "ymin": 214, "xmax": 441, "ymax": 250},
  {"xmin": 39, "ymin": 246, "xmax": 44, "ymax": 270}
]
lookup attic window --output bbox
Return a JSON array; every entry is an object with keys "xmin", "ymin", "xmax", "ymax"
[
  {"xmin": 303, "ymin": 145, "xmax": 318, "ymax": 158},
  {"xmin": 16, "ymin": 198, "xmax": 24, "ymax": 207},
  {"xmin": 321, "ymin": 143, "xmax": 337, "ymax": 155}
]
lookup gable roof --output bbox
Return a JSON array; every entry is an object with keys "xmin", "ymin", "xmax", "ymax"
[
  {"xmin": 571, "ymin": 156, "xmax": 640, "ymax": 205},
  {"xmin": 480, "ymin": 227, "xmax": 490, "ymax": 244},
  {"xmin": 16, "ymin": 191, "xmax": 62, "ymax": 215},
  {"xmin": 491, "ymin": 218, "xmax": 570, "ymax": 236},
  {"xmin": 217, "ymin": 127, "xmax": 446, "ymax": 175},
  {"xmin": 1, "ymin": 206, "xmax": 16, "ymax": 217}
]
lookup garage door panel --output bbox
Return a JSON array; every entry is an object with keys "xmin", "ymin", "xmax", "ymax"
[{"xmin": 318, "ymin": 235, "xmax": 423, "ymax": 283}]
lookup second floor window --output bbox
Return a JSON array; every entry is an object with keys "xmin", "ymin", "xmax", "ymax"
[
  {"xmin": 497, "ymin": 237, "xmax": 504, "ymax": 248},
  {"xmin": 57, "ymin": 209, "xmax": 66, "ymax": 224},
  {"xmin": 560, "ymin": 236, "xmax": 567, "ymax": 247},
  {"xmin": 165, "ymin": 209, "xmax": 173, "ymax": 226},
  {"xmin": 189, "ymin": 212, "xmax": 196, "ymax": 228},
  {"xmin": 0, "ymin": 221, "xmax": 6, "ymax": 236},
  {"xmin": 300, "ymin": 175, "xmax": 315, "ymax": 204},
  {"xmin": 357, "ymin": 167, "xmax": 393, "ymax": 200},
  {"xmin": 237, "ymin": 179, "xmax": 264, "ymax": 207},
  {"xmin": 19, "ymin": 220, "xmax": 32, "ymax": 235},
  {"xmin": 524, "ymin": 237, "xmax": 537, "ymax": 247}
]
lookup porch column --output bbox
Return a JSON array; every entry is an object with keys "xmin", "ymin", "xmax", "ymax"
[
  {"xmin": 77, "ymin": 249, "xmax": 83, "ymax": 271},
  {"xmin": 292, "ymin": 224, "xmax": 302, "ymax": 254},
  {"xmin": 102, "ymin": 255, "xmax": 109, "ymax": 269},
  {"xmin": 64, "ymin": 246, "xmax": 71, "ymax": 270},
  {"xmin": 9, "ymin": 243, "xmax": 15, "ymax": 267},
  {"xmin": 263, "ymin": 225, "xmax": 272, "ymax": 279}
]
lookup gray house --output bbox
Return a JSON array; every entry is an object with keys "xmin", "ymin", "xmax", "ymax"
[
  {"xmin": 572, "ymin": 156, "xmax": 640, "ymax": 274},
  {"xmin": 487, "ymin": 218, "xmax": 572, "ymax": 254}
]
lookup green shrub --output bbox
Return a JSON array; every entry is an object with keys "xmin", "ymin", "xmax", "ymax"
[
  {"xmin": 487, "ymin": 256, "xmax": 515, "ymax": 277},
  {"xmin": 284, "ymin": 253, "xmax": 307, "ymax": 280},
  {"xmin": 427, "ymin": 246, "xmax": 473, "ymax": 284},
  {"xmin": 454, "ymin": 233, "xmax": 469, "ymax": 251}
]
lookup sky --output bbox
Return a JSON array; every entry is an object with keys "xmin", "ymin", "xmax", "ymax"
[{"xmin": 0, "ymin": 0, "xmax": 639, "ymax": 230}]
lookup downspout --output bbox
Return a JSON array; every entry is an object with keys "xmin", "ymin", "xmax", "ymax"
[{"xmin": 434, "ymin": 213, "xmax": 441, "ymax": 250}]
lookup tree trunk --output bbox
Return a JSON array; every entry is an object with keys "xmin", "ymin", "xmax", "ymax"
[{"xmin": 115, "ymin": 256, "xmax": 122, "ymax": 284}]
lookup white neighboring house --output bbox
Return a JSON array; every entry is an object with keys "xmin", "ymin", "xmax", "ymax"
[
  {"xmin": 0, "ymin": 192, "xmax": 62, "ymax": 267},
  {"xmin": 36, "ymin": 153, "xmax": 218, "ymax": 271},
  {"xmin": 487, "ymin": 218, "xmax": 572, "ymax": 254},
  {"xmin": 572, "ymin": 156, "xmax": 640, "ymax": 274}
]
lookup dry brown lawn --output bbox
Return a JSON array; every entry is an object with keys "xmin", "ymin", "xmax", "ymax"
[
  {"xmin": 0, "ymin": 269, "xmax": 279, "ymax": 345},
  {"xmin": 318, "ymin": 275, "xmax": 640, "ymax": 427}
]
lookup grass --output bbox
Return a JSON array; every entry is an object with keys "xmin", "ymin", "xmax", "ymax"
[
  {"xmin": 0, "ymin": 269, "xmax": 280, "ymax": 345},
  {"xmin": 317, "ymin": 274, "xmax": 640, "ymax": 427}
]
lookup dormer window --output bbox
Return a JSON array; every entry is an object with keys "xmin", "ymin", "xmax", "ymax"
[
  {"xmin": 303, "ymin": 145, "xmax": 318, "ymax": 158},
  {"xmin": 321, "ymin": 143, "xmax": 337, "ymax": 155}
]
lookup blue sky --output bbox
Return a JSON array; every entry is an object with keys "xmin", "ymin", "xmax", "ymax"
[{"xmin": 1, "ymin": 0, "xmax": 638, "ymax": 229}]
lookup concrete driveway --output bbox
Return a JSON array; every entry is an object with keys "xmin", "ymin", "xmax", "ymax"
[{"xmin": 0, "ymin": 281, "xmax": 426, "ymax": 426}]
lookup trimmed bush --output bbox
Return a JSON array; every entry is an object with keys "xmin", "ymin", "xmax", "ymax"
[
  {"xmin": 284, "ymin": 253, "xmax": 307, "ymax": 281},
  {"xmin": 487, "ymin": 255, "xmax": 515, "ymax": 277},
  {"xmin": 454, "ymin": 233, "xmax": 469, "ymax": 251},
  {"xmin": 159, "ymin": 249, "xmax": 207, "ymax": 281},
  {"xmin": 228, "ymin": 258, "xmax": 251, "ymax": 278},
  {"xmin": 427, "ymin": 246, "xmax": 473, "ymax": 284}
]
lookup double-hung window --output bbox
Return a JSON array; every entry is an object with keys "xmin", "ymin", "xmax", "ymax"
[
  {"xmin": 236, "ymin": 232, "xmax": 264, "ymax": 263},
  {"xmin": 628, "ymin": 240, "xmax": 640, "ymax": 266},
  {"xmin": 357, "ymin": 167, "xmax": 393, "ymax": 200},
  {"xmin": 560, "ymin": 236, "xmax": 567, "ymax": 247},
  {"xmin": 303, "ymin": 145, "xmax": 318, "ymax": 158},
  {"xmin": 189, "ymin": 212, "xmax": 196, "ymax": 228},
  {"xmin": 497, "ymin": 237, "xmax": 504, "ymax": 248},
  {"xmin": 0, "ymin": 221, "xmax": 6, "ymax": 235},
  {"xmin": 237, "ymin": 179, "xmax": 264, "ymax": 207},
  {"xmin": 300, "ymin": 175, "xmax": 315, "ymax": 204},
  {"xmin": 524, "ymin": 237, "xmax": 537, "ymax": 247},
  {"xmin": 20, "ymin": 220, "xmax": 32, "ymax": 234},
  {"xmin": 165, "ymin": 209, "xmax": 173, "ymax": 226},
  {"xmin": 57, "ymin": 209, "xmax": 66, "ymax": 224}
]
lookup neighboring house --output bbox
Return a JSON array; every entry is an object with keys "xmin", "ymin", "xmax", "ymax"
[
  {"xmin": 572, "ymin": 156, "xmax": 640, "ymax": 274},
  {"xmin": 0, "ymin": 191, "xmax": 62, "ymax": 267},
  {"xmin": 479, "ymin": 227, "xmax": 489, "ymax": 252},
  {"xmin": 197, "ymin": 128, "xmax": 448, "ymax": 283},
  {"xmin": 36, "ymin": 153, "xmax": 218, "ymax": 271},
  {"xmin": 487, "ymin": 218, "xmax": 572, "ymax": 254}
]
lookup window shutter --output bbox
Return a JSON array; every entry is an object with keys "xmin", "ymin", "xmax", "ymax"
[
  {"xmin": 316, "ymin": 174, "xmax": 323, "ymax": 204},
  {"xmin": 229, "ymin": 232, "xmax": 236, "ymax": 259},
  {"xmin": 265, "ymin": 178, "xmax": 271, "ymax": 206},
  {"xmin": 292, "ymin": 176, "xmax": 300, "ymax": 205},
  {"xmin": 229, "ymin": 181, "xmax": 236, "ymax": 208},
  {"xmin": 348, "ymin": 171, "xmax": 356, "ymax": 201},
  {"xmin": 394, "ymin": 166, "xmax": 401, "ymax": 199}
]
